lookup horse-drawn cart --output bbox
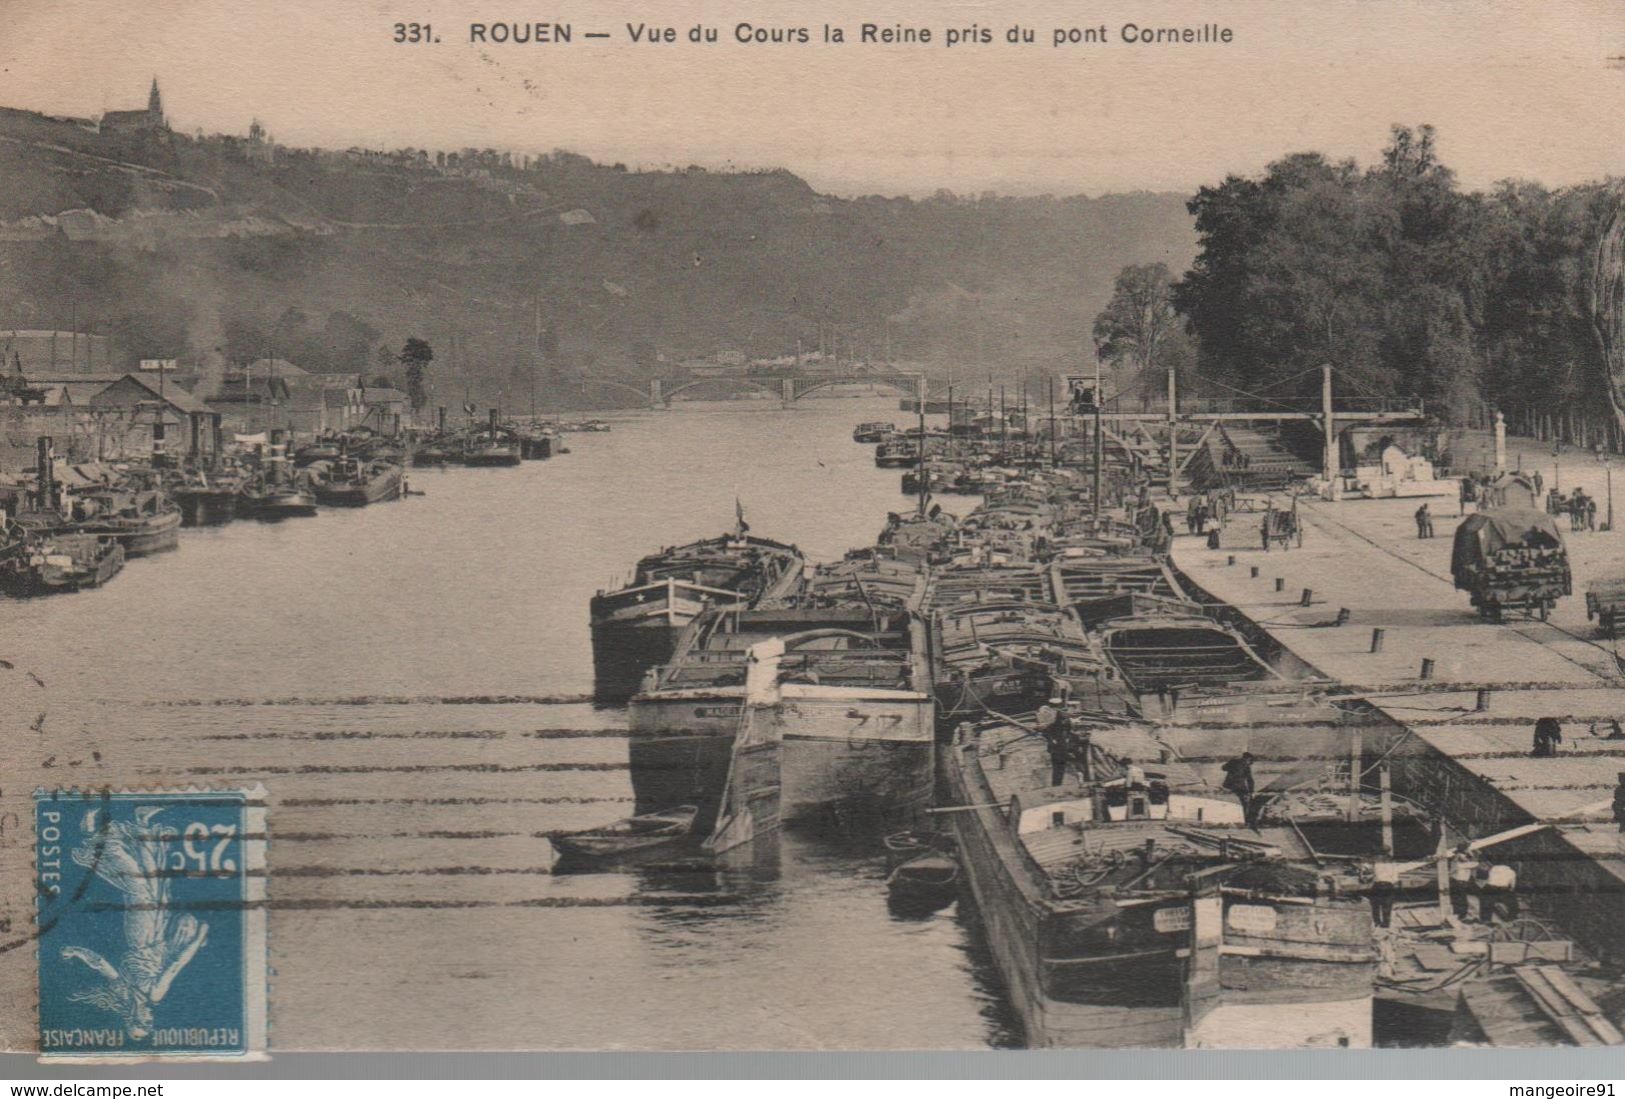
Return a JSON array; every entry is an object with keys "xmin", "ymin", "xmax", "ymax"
[
  {"xmin": 1585, "ymin": 578, "xmax": 1625, "ymax": 638},
  {"xmin": 1451, "ymin": 507, "xmax": 1571, "ymax": 622}
]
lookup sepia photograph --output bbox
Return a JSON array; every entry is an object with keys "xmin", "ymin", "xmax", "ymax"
[{"xmin": 1, "ymin": 0, "xmax": 1623, "ymax": 1076}]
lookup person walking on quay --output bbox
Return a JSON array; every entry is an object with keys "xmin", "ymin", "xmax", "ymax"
[
  {"xmin": 1369, "ymin": 858, "xmax": 1399, "ymax": 929},
  {"xmin": 1586, "ymin": 494, "xmax": 1598, "ymax": 531},
  {"xmin": 1459, "ymin": 476, "xmax": 1473, "ymax": 517},
  {"xmin": 1533, "ymin": 469, "xmax": 1544, "ymax": 498},
  {"xmin": 1222, "ymin": 751, "xmax": 1258, "ymax": 827},
  {"xmin": 1448, "ymin": 843, "xmax": 1476, "ymax": 921},
  {"xmin": 1414, "ymin": 503, "xmax": 1434, "ymax": 539},
  {"xmin": 1532, "ymin": 716, "xmax": 1563, "ymax": 757}
]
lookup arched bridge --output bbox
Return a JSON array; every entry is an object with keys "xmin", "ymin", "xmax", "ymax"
[{"xmin": 652, "ymin": 371, "xmax": 927, "ymax": 409}]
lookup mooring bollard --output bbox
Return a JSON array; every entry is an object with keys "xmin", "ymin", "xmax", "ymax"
[
  {"xmin": 1336, "ymin": 607, "xmax": 1351, "ymax": 626},
  {"xmin": 1227, "ymin": 554, "xmax": 1236, "ymax": 566},
  {"xmin": 1250, "ymin": 565, "xmax": 1260, "ymax": 578},
  {"xmin": 1300, "ymin": 587, "xmax": 1313, "ymax": 607},
  {"xmin": 1370, "ymin": 628, "xmax": 1385, "ymax": 653},
  {"xmin": 1274, "ymin": 577, "xmax": 1285, "ymax": 592},
  {"xmin": 1420, "ymin": 658, "xmax": 1435, "ymax": 680},
  {"xmin": 1476, "ymin": 688, "xmax": 1491, "ymax": 711}
]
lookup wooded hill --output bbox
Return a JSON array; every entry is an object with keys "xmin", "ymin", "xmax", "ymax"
[{"xmin": 0, "ymin": 106, "xmax": 1195, "ymax": 410}]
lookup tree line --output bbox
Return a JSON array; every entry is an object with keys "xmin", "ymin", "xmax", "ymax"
[{"xmin": 1095, "ymin": 125, "xmax": 1622, "ymax": 448}]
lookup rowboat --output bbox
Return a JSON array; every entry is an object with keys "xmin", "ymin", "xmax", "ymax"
[
  {"xmin": 886, "ymin": 851, "xmax": 960, "ymax": 913},
  {"xmin": 549, "ymin": 805, "xmax": 699, "ymax": 866}
]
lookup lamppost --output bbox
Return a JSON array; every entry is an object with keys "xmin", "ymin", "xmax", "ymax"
[{"xmin": 1608, "ymin": 460, "xmax": 1615, "ymax": 533}]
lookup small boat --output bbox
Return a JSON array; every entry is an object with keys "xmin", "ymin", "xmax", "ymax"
[
  {"xmin": 550, "ymin": 805, "xmax": 699, "ymax": 866},
  {"xmin": 311, "ymin": 457, "xmax": 403, "ymax": 506},
  {"xmin": 853, "ymin": 421, "xmax": 894, "ymax": 444},
  {"xmin": 0, "ymin": 532, "xmax": 124, "ymax": 596},
  {"xmin": 886, "ymin": 851, "xmax": 960, "ymax": 912},
  {"xmin": 883, "ymin": 829, "xmax": 953, "ymax": 869}
]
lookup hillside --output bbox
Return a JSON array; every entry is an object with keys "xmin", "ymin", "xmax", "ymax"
[{"xmin": 0, "ymin": 107, "xmax": 1196, "ymax": 410}]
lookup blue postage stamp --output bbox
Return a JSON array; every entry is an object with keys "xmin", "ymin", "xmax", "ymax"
[{"xmin": 34, "ymin": 788, "xmax": 267, "ymax": 1061}]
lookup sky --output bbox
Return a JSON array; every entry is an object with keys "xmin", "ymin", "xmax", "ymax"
[{"xmin": 1, "ymin": 0, "xmax": 1621, "ymax": 197}]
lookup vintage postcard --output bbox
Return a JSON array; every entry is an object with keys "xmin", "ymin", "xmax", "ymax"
[{"xmin": 0, "ymin": 0, "xmax": 1623, "ymax": 1064}]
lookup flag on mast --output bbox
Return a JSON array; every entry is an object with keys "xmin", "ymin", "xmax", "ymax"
[{"xmin": 735, "ymin": 497, "xmax": 749, "ymax": 535}]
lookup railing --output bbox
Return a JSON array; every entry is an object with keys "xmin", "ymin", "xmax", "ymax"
[{"xmin": 1092, "ymin": 395, "xmax": 1422, "ymax": 416}]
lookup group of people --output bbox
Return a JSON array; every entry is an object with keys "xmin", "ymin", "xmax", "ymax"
[
  {"xmin": 1546, "ymin": 486, "xmax": 1599, "ymax": 531},
  {"xmin": 1414, "ymin": 502, "xmax": 1436, "ymax": 539}
]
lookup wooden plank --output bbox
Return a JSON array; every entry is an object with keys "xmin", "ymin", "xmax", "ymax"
[
  {"xmin": 1539, "ymin": 966, "xmax": 1624, "ymax": 1045},
  {"xmin": 1514, "ymin": 967, "xmax": 1603, "ymax": 1047},
  {"xmin": 1411, "ymin": 945, "xmax": 1457, "ymax": 971}
]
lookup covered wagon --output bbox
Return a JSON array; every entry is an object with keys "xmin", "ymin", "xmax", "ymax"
[{"xmin": 1450, "ymin": 506, "xmax": 1571, "ymax": 621}]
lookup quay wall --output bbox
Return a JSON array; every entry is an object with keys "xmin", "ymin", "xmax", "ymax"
[{"xmin": 1170, "ymin": 558, "xmax": 1625, "ymax": 966}]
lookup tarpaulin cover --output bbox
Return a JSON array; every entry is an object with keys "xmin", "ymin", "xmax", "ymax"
[{"xmin": 1450, "ymin": 506, "xmax": 1565, "ymax": 589}]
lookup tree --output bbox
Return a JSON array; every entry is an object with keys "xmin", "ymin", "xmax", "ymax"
[
  {"xmin": 397, "ymin": 337, "xmax": 434, "ymax": 413},
  {"xmin": 1093, "ymin": 263, "xmax": 1179, "ymax": 377}
]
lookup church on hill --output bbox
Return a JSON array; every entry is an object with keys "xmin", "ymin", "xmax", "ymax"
[{"xmin": 101, "ymin": 78, "xmax": 167, "ymax": 133}]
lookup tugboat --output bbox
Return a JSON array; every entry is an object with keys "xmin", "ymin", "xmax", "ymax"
[
  {"xmin": 237, "ymin": 434, "xmax": 319, "ymax": 519},
  {"xmin": 590, "ymin": 506, "xmax": 803, "ymax": 703},
  {"xmin": 310, "ymin": 455, "xmax": 403, "ymax": 507},
  {"xmin": 238, "ymin": 475, "xmax": 319, "ymax": 520},
  {"xmin": 0, "ymin": 529, "xmax": 124, "ymax": 596},
  {"xmin": 461, "ymin": 411, "xmax": 523, "ymax": 467}
]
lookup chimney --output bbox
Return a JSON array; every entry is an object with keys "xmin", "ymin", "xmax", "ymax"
[{"xmin": 35, "ymin": 436, "xmax": 55, "ymax": 511}]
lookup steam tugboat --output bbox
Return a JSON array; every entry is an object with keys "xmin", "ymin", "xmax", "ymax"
[{"xmin": 310, "ymin": 456, "xmax": 404, "ymax": 506}]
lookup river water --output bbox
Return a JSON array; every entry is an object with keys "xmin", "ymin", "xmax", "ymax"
[{"xmin": 3, "ymin": 398, "xmax": 1019, "ymax": 1051}]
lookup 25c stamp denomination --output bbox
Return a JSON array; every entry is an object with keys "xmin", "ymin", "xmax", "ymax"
[{"xmin": 34, "ymin": 788, "xmax": 267, "ymax": 1062}]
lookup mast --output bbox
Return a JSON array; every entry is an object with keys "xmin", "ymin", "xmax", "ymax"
[
  {"xmin": 1093, "ymin": 355, "xmax": 1104, "ymax": 519},
  {"xmin": 1048, "ymin": 376, "xmax": 1056, "ymax": 467},
  {"xmin": 915, "ymin": 396, "xmax": 928, "ymax": 516},
  {"xmin": 1167, "ymin": 357, "xmax": 1179, "ymax": 497},
  {"xmin": 1322, "ymin": 362, "xmax": 1336, "ymax": 483},
  {"xmin": 999, "ymin": 385, "xmax": 1007, "ymax": 457}
]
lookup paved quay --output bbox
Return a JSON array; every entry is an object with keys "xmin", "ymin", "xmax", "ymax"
[{"xmin": 1168, "ymin": 485, "xmax": 1625, "ymax": 958}]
